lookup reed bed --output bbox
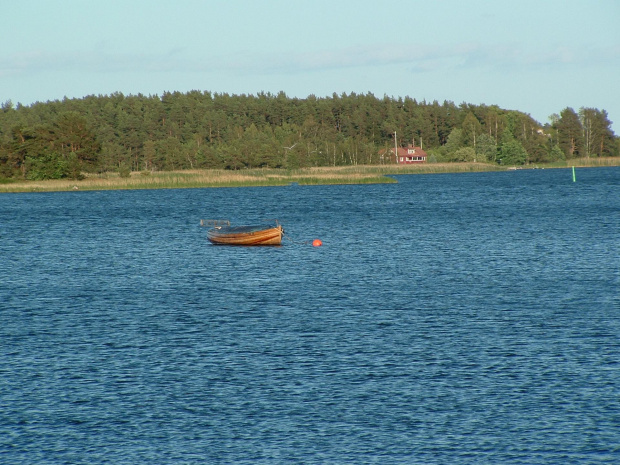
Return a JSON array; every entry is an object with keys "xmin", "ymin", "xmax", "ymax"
[
  {"xmin": 1, "ymin": 159, "xmax": 617, "ymax": 193},
  {"xmin": 0, "ymin": 167, "xmax": 400, "ymax": 192},
  {"xmin": 537, "ymin": 157, "xmax": 620, "ymax": 168}
]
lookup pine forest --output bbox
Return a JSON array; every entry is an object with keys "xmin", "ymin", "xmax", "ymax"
[{"xmin": 0, "ymin": 91, "xmax": 617, "ymax": 180}]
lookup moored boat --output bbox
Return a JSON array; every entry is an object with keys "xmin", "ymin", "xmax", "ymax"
[{"xmin": 201, "ymin": 220, "xmax": 283, "ymax": 246}]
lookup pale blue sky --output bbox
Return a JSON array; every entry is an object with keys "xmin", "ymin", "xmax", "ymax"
[{"xmin": 2, "ymin": 0, "xmax": 619, "ymax": 129}]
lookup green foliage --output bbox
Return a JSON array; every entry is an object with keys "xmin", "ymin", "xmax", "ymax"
[
  {"xmin": 66, "ymin": 152, "xmax": 85, "ymax": 180},
  {"xmin": 555, "ymin": 107, "xmax": 584, "ymax": 159},
  {"xmin": 475, "ymin": 133, "xmax": 497, "ymax": 162},
  {"xmin": 499, "ymin": 131, "xmax": 528, "ymax": 165},
  {"xmin": 578, "ymin": 107, "xmax": 616, "ymax": 157},
  {"xmin": 425, "ymin": 149, "xmax": 440, "ymax": 163},
  {"xmin": 25, "ymin": 153, "xmax": 69, "ymax": 180},
  {"xmin": 452, "ymin": 147, "xmax": 476, "ymax": 162},
  {"xmin": 461, "ymin": 112, "xmax": 482, "ymax": 147},
  {"xmin": 2, "ymin": 112, "xmax": 99, "ymax": 179},
  {"xmin": 549, "ymin": 144, "xmax": 566, "ymax": 162},
  {"xmin": 442, "ymin": 128, "xmax": 464, "ymax": 161},
  {"xmin": 118, "ymin": 164, "xmax": 131, "ymax": 178},
  {"xmin": 0, "ymin": 91, "xmax": 616, "ymax": 178}
]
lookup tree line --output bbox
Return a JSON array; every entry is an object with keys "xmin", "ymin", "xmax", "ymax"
[{"xmin": 0, "ymin": 91, "xmax": 617, "ymax": 180}]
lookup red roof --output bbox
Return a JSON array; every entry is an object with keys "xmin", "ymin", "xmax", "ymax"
[{"xmin": 379, "ymin": 146, "xmax": 428, "ymax": 163}]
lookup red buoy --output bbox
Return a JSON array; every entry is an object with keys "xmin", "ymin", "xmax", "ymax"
[{"xmin": 312, "ymin": 239, "xmax": 322, "ymax": 247}]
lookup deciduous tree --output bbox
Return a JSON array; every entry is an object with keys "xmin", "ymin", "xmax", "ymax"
[{"xmin": 498, "ymin": 131, "xmax": 527, "ymax": 165}]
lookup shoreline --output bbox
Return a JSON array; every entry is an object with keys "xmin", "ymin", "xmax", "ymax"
[{"xmin": 1, "ymin": 159, "xmax": 618, "ymax": 193}]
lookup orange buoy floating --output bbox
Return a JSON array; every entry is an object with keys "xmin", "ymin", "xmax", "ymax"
[{"xmin": 312, "ymin": 239, "xmax": 322, "ymax": 247}]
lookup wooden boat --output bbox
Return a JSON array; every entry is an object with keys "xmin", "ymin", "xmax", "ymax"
[{"xmin": 201, "ymin": 220, "xmax": 283, "ymax": 246}]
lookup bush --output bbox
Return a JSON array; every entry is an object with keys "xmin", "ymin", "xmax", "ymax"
[
  {"xmin": 25, "ymin": 154, "xmax": 69, "ymax": 180},
  {"xmin": 452, "ymin": 147, "xmax": 476, "ymax": 162},
  {"xmin": 548, "ymin": 144, "xmax": 566, "ymax": 162},
  {"xmin": 118, "ymin": 164, "xmax": 131, "ymax": 178}
]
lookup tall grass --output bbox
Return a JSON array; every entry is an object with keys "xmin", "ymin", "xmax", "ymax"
[
  {"xmin": 536, "ymin": 157, "xmax": 620, "ymax": 168},
  {"xmin": 1, "ymin": 159, "xmax": 617, "ymax": 193},
  {"xmin": 0, "ymin": 167, "xmax": 400, "ymax": 192}
]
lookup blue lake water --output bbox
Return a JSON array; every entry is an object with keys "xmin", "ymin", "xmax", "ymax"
[{"xmin": 1, "ymin": 167, "xmax": 619, "ymax": 464}]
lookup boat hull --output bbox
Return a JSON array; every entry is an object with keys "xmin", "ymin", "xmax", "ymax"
[{"xmin": 207, "ymin": 225, "xmax": 283, "ymax": 246}]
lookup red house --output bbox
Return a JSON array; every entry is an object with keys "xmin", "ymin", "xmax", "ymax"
[{"xmin": 380, "ymin": 146, "xmax": 428, "ymax": 164}]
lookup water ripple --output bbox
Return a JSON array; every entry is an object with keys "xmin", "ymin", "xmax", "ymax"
[{"xmin": 1, "ymin": 168, "xmax": 619, "ymax": 463}]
